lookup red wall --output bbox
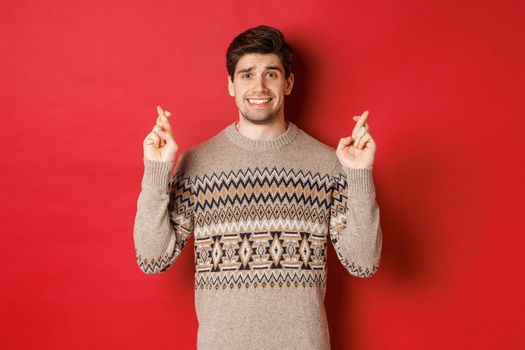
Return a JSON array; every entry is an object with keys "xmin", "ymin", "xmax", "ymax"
[{"xmin": 2, "ymin": 0, "xmax": 524, "ymax": 349}]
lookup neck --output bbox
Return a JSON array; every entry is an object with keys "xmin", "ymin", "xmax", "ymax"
[{"xmin": 235, "ymin": 117, "xmax": 289, "ymax": 141}]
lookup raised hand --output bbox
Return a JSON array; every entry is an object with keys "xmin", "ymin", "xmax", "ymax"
[
  {"xmin": 336, "ymin": 110, "xmax": 377, "ymax": 169},
  {"xmin": 143, "ymin": 105, "xmax": 178, "ymax": 163}
]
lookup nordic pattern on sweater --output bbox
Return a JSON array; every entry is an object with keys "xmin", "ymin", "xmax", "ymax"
[{"xmin": 133, "ymin": 120, "xmax": 382, "ymax": 350}]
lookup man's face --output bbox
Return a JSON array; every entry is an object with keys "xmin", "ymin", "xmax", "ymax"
[{"xmin": 228, "ymin": 53, "xmax": 294, "ymax": 124}]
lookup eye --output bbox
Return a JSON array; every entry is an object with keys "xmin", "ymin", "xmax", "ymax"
[
  {"xmin": 267, "ymin": 71, "xmax": 278, "ymax": 78},
  {"xmin": 241, "ymin": 73, "xmax": 252, "ymax": 79}
]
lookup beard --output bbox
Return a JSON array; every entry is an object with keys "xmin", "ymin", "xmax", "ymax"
[{"xmin": 239, "ymin": 108, "xmax": 279, "ymax": 125}]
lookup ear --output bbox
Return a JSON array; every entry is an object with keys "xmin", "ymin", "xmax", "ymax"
[
  {"xmin": 228, "ymin": 75, "xmax": 234, "ymax": 97},
  {"xmin": 285, "ymin": 72, "xmax": 294, "ymax": 95}
]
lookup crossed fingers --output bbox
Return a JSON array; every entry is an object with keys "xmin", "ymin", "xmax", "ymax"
[
  {"xmin": 152, "ymin": 105, "xmax": 172, "ymax": 147},
  {"xmin": 351, "ymin": 110, "xmax": 373, "ymax": 150},
  {"xmin": 352, "ymin": 110, "xmax": 370, "ymax": 133},
  {"xmin": 153, "ymin": 106, "xmax": 172, "ymax": 132},
  {"xmin": 337, "ymin": 110, "xmax": 374, "ymax": 152}
]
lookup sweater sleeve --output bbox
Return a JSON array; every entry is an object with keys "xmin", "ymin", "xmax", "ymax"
[
  {"xmin": 328, "ymin": 160, "xmax": 383, "ymax": 278},
  {"xmin": 133, "ymin": 151, "xmax": 196, "ymax": 274}
]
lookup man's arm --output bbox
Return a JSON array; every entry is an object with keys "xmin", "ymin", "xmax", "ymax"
[
  {"xmin": 328, "ymin": 161, "xmax": 382, "ymax": 278},
  {"xmin": 133, "ymin": 153, "xmax": 195, "ymax": 274}
]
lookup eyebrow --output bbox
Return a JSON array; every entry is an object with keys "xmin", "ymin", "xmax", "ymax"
[{"xmin": 236, "ymin": 65, "xmax": 284, "ymax": 75}]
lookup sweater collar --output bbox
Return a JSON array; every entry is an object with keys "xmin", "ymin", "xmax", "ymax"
[{"xmin": 224, "ymin": 120, "xmax": 299, "ymax": 152}]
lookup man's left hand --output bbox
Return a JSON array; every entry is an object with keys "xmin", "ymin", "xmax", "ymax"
[{"xmin": 336, "ymin": 110, "xmax": 376, "ymax": 169}]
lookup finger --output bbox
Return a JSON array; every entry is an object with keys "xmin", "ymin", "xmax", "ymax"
[
  {"xmin": 337, "ymin": 136, "xmax": 352, "ymax": 151},
  {"xmin": 356, "ymin": 110, "xmax": 369, "ymax": 129},
  {"xmin": 156, "ymin": 115, "xmax": 173, "ymax": 132},
  {"xmin": 352, "ymin": 115, "xmax": 368, "ymax": 122},
  {"xmin": 351, "ymin": 111, "xmax": 368, "ymax": 138},
  {"xmin": 352, "ymin": 125, "xmax": 367, "ymax": 141},
  {"xmin": 156, "ymin": 129, "xmax": 170, "ymax": 147},
  {"xmin": 362, "ymin": 134, "xmax": 376, "ymax": 150},
  {"xmin": 357, "ymin": 133, "xmax": 373, "ymax": 149},
  {"xmin": 150, "ymin": 125, "xmax": 166, "ymax": 147},
  {"xmin": 352, "ymin": 110, "xmax": 369, "ymax": 137},
  {"xmin": 354, "ymin": 129, "xmax": 368, "ymax": 149},
  {"xmin": 155, "ymin": 128, "xmax": 175, "ymax": 145},
  {"xmin": 154, "ymin": 106, "xmax": 164, "ymax": 135},
  {"xmin": 156, "ymin": 130, "xmax": 173, "ymax": 141},
  {"xmin": 148, "ymin": 131, "xmax": 160, "ymax": 148},
  {"xmin": 352, "ymin": 116, "xmax": 370, "ymax": 131},
  {"xmin": 157, "ymin": 105, "xmax": 172, "ymax": 120},
  {"xmin": 144, "ymin": 135, "xmax": 154, "ymax": 146},
  {"xmin": 156, "ymin": 105, "xmax": 166, "ymax": 118}
]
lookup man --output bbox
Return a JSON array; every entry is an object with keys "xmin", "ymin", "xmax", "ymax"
[{"xmin": 134, "ymin": 25, "xmax": 382, "ymax": 350}]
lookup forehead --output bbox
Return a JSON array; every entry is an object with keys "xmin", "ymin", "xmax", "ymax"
[{"xmin": 235, "ymin": 53, "xmax": 284, "ymax": 71}]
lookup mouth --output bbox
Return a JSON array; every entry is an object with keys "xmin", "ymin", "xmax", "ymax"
[{"xmin": 246, "ymin": 97, "xmax": 272, "ymax": 107}]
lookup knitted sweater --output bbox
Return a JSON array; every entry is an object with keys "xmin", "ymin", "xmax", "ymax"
[{"xmin": 133, "ymin": 120, "xmax": 382, "ymax": 350}]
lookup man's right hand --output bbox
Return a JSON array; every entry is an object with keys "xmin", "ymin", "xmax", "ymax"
[{"xmin": 143, "ymin": 105, "xmax": 178, "ymax": 163}]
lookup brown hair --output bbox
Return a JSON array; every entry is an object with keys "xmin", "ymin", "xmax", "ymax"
[{"xmin": 226, "ymin": 25, "xmax": 293, "ymax": 82}]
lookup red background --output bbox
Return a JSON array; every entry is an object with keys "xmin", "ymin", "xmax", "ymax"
[{"xmin": 2, "ymin": 0, "xmax": 524, "ymax": 349}]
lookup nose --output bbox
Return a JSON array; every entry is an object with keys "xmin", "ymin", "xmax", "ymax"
[{"xmin": 252, "ymin": 75, "xmax": 269, "ymax": 93}]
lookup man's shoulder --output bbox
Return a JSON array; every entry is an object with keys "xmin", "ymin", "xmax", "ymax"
[
  {"xmin": 295, "ymin": 126, "xmax": 337, "ymax": 159},
  {"xmin": 286, "ymin": 125, "xmax": 339, "ymax": 175},
  {"xmin": 176, "ymin": 124, "xmax": 229, "ymax": 166}
]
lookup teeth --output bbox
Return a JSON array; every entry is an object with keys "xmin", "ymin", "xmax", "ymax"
[{"xmin": 248, "ymin": 99, "xmax": 270, "ymax": 104}]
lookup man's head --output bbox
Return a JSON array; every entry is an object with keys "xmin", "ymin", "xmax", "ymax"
[
  {"xmin": 226, "ymin": 25, "xmax": 293, "ymax": 82},
  {"xmin": 226, "ymin": 25, "xmax": 294, "ymax": 124}
]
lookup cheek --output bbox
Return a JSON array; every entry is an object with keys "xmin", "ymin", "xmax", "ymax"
[
  {"xmin": 235, "ymin": 92, "xmax": 245, "ymax": 104},
  {"xmin": 234, "ymin": 85, "xmax": 246, "ymax": 97},
  {"xmin": 271, "ymin": 82, "xmax": 286, "ymax": 95}
]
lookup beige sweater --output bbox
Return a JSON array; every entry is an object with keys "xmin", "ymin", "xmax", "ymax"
[{"xmin": 133, "ymin": 120, "xmax": 382, "ymax": 350}]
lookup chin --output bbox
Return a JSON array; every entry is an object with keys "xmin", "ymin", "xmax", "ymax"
[{"xmin": 241, "ymin": 112, "xmax": 278, "ymax": 125}]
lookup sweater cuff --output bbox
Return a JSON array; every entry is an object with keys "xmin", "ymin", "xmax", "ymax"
[
  {"xmin": 343, "ymin": 166, "xmax": 375, "ymax": 195},
  {"xmin": 142, "ymin": 158, "xmax": 174, "ymax": 189}
]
